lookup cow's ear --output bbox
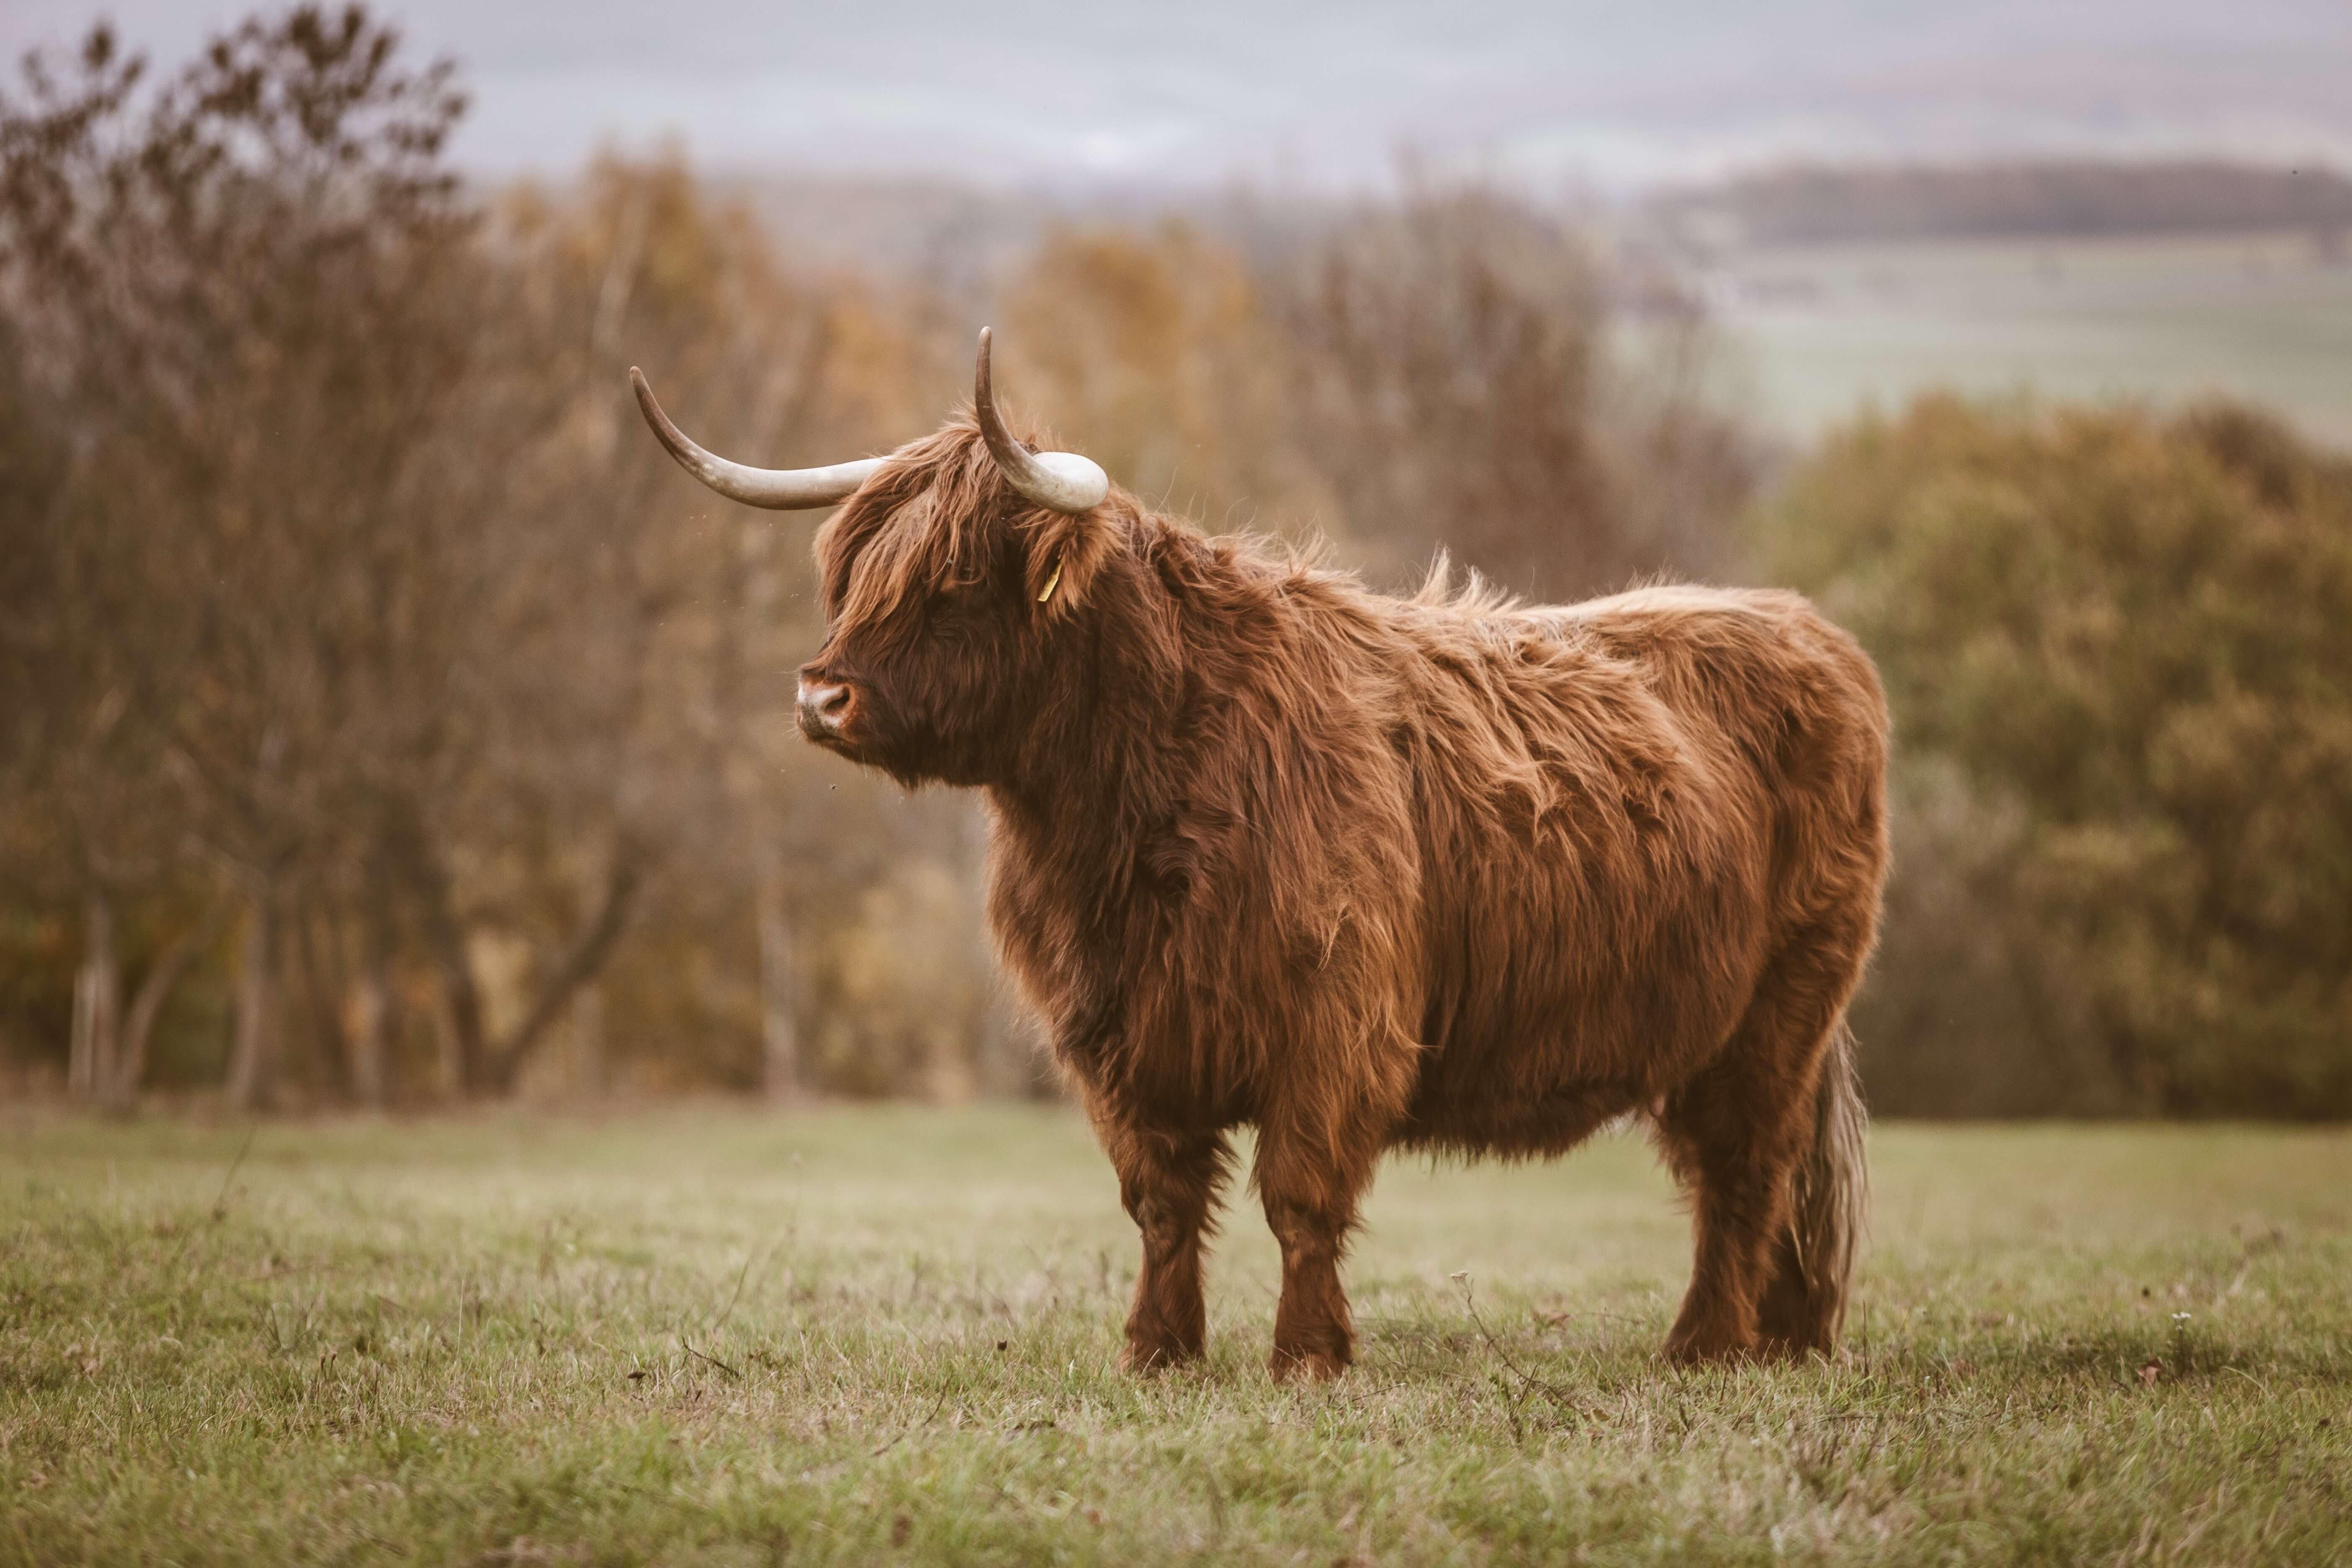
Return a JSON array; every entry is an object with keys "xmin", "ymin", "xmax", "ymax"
[{"xmin": 1021, "ymin": 502, "xmax": 1116, "ymax": 619}]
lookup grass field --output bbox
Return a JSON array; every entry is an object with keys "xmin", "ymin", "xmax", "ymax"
[
  {"xmin": 5, "ymin": 1105, "xmax": 2349, "ymax": 1565},
  {"xmin": 1705, "ymin": 229, "xmax": 2352, "ymax": 449}
]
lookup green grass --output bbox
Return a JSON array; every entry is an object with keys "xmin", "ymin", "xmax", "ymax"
[
  {"xmin": 4, "ymin": 1105, "xmax": 2348, "ymax": 1565},
  {"xmin": 1709, "ymin": 229, "xmax": 2352, "ymax": 448}
]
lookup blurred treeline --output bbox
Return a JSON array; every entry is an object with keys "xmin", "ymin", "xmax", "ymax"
[
  {"xmin": 0, "ymin": 8, "xmax": 1739, "ymax": 1110},
  {"xmin": 1656, "ymin": 160, "xmax": 2352, "ymax": 247},
  {"xmin": 3, "ymin": 9, "xmax": 2346, "ymax": 1118}
]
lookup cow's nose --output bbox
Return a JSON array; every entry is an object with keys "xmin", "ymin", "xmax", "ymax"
[{"xmin": 797, "ymin": 679, "xmax": 852, "ymax": 734}]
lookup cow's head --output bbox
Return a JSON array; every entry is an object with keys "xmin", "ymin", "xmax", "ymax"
[{"xmin": 631, "ymin": 330, "xmax": 1121, "ymax": 787}]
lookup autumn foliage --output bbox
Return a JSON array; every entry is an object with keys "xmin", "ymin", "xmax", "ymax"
[{"xmin": 1757, "ymin": 396, "xmax": 2352, "ymax": 1117}]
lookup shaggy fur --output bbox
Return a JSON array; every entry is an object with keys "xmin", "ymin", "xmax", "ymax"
[{"xmin": 798, "ymin": 415, "xmax": 1887, "ymax": 1379}]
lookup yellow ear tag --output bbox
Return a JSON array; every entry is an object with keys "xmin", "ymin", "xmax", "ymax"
[{"xmin": 1037, "ymin": 555, "xmax": 1064, "ymax": 603}]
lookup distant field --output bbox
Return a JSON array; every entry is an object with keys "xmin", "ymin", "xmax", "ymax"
[
  {"xmin": 5, "ymin": 1106, "xmax": 2349, "ymax": 1565},
  {"xmin": 1705, "ymin": 229, "xmax": 2352, "ymax": 448}
]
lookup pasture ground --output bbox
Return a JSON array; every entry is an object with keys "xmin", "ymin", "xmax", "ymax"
[
  {"xmin": 1704, "ymin": 228, "xmax": 2352, "ymax": 449},
  {"xmin": 3, "ymin": 1105, "xmax": 2348, "ymax": 1565}
]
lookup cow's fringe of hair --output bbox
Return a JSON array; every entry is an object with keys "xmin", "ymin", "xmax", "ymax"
[{"xmin": 821, "ymin": 420, "xmax": 1010, "ymax": 628}]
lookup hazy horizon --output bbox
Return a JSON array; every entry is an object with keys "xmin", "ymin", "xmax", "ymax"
[{"xmin": 5, "ymin": 0, "xmax": 2350, "ymax": 194}]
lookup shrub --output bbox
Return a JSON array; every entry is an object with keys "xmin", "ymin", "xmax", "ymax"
[{"xmin": 1756, "ymin": 395, "xmax": 2352, "ymax": 1117}]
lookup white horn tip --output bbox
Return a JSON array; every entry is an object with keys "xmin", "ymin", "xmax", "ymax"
[{"xmin": 1037, "ymin": 451, "xmax": 1110, "ymax": 510}]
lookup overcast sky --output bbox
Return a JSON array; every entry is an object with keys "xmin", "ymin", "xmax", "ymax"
[{"xmin": 6, "ymin": 1, "xmax": 2350, "ymax": 191}]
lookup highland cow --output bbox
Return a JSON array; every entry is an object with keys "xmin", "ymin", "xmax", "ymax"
[{"xmin": 631, "ymin": 330, "xmax": 1888, "ymax": 1379}]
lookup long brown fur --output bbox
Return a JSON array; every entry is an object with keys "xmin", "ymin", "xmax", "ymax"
[{"xmin": 797, "ymin": 414, "xmax": 1887, "ymax": 1378}]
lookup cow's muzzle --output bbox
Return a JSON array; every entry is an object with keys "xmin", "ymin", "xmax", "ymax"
[{"xmin": 797, "ymin": 678, "xmax": 853, "ymax": 740}]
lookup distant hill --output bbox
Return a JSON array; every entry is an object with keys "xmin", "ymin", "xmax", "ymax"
[{"xmin": 1655, "ymin": 160, "xmax": 2352, "ymax": 248}]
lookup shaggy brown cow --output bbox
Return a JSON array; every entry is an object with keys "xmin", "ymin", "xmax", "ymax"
[{"xmin": 631, "ymin": 331, "xmax": 1887, "ymax": 1380}]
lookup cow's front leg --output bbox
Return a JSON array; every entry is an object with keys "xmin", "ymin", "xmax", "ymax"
[
  {"xmin": 1253, "ymin": 1112, "xmax": 1383, "ymax": 1381},
  {"xmin": 1100, "ymin": 1123, "xmax": 1232, "ymax": 1372}
]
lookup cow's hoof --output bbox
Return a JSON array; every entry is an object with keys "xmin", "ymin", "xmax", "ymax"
[
  {"xmin": 1753, "ymin": 1333, "xmax": 1833, "ymax": 1364},
  {"xmin": 1269, "ymin": 1346, "xmax": 1349, "ymax": 1382},
  {"xmin": 1121, "ymin": 1341, "xmax": 1201, "ymax": 1375},
  {"xmin": 1661, "ymin": 1331, "xmax": 1754, "ymax": 1367}
]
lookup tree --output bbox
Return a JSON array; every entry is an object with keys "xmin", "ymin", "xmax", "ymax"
[
  {"xmin": 1000, "ymin": 222, "xmax": 1321, "ymax": 539},
  {"xmin": 1756, "ymin": 394, "xmax": 2352, "ymax": 1117},
  {"xmin": 1, "ymin": 10, "xmax": 656, "ymax": 1104},
  {"xmin": 0, "ymin": 23, "xmax": 223, "ymax": 1106},
  {"xmin": 1262, "ymin": 188, "xmax": 1752, "ymax": 601}
]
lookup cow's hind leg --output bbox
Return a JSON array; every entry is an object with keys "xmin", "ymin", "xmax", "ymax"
[
  {"xmin": 1100, "ymin": 1122, "xmax": 1232, "ymax": 1372},
  {"xmin": 1656, "ymin": 933, "xmax": 1859, "ymax": 1364}
]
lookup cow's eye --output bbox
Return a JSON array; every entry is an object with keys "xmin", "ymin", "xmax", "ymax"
[{"xmin": 919, "ymin": 591, "xmax": 963, "ymax": 633}]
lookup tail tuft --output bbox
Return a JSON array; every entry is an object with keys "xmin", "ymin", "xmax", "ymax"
[{"xmin": 1760, "ymin": 1019, "xmax": 1869, "ymax": 1354}]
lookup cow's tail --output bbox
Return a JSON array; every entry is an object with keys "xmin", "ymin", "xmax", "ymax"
[{"xmin": 1770, "ymin": 1017, "xmax": 1870, "ymax": 1354}]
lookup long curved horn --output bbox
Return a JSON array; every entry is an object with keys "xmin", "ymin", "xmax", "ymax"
[
  {"xmin": 973, "ymin": 329, "xmax": 1109, "ymax": 514},
  {"xmin": 630, "ymin": 368, "xmax": 882, "ymax": 510}
]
